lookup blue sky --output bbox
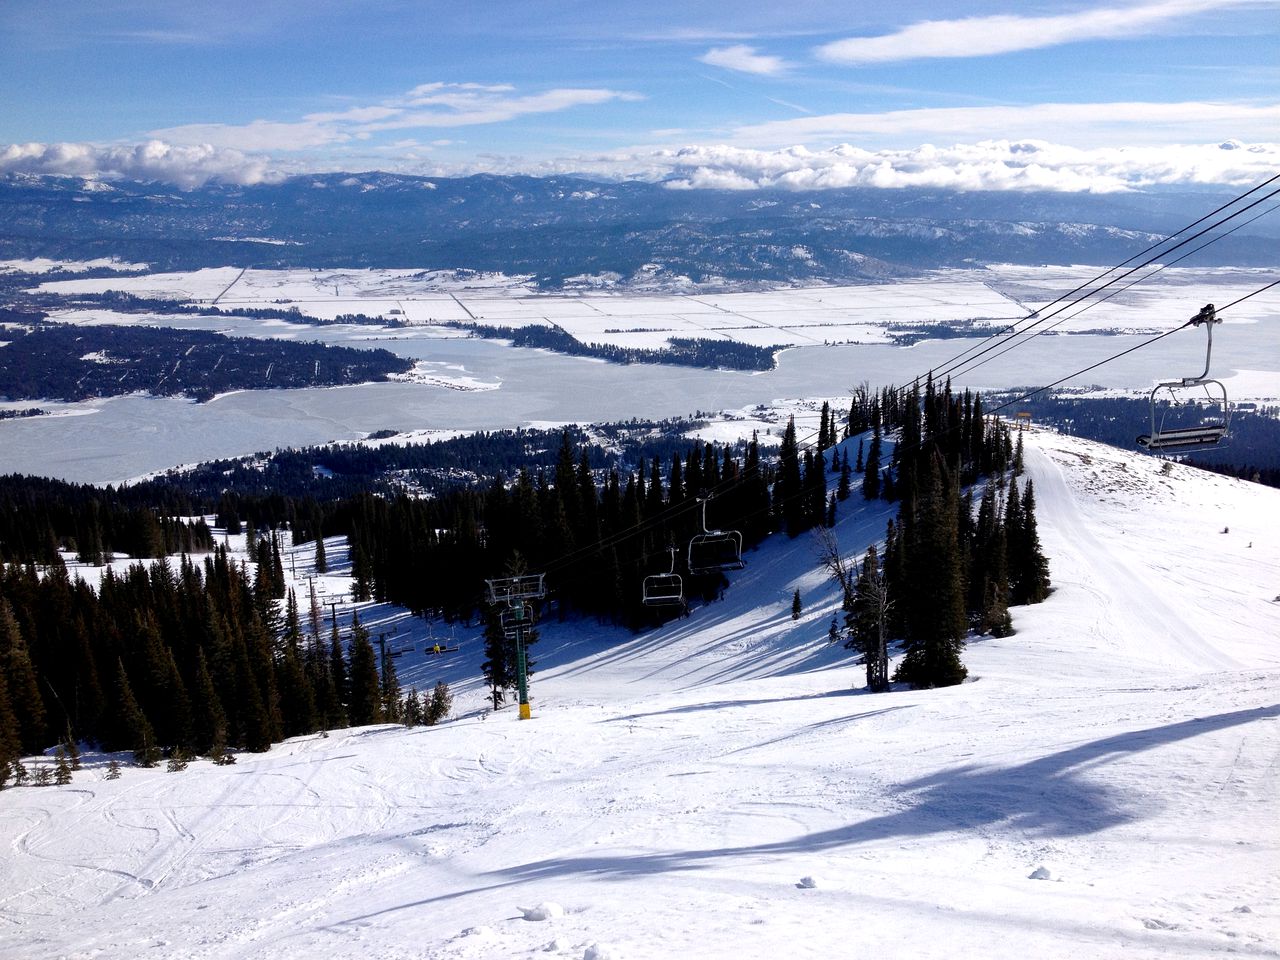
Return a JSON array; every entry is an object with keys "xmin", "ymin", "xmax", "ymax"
[{"xmin": 2, "ymin": 1, "xmax": 1278, "ymax": 189}]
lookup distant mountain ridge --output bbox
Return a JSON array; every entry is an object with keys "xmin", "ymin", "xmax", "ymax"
[{"xmin": 2, "ymin": 172, "xmax": 1277, "ymax": 288}]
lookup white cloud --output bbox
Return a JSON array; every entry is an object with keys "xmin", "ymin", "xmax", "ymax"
[
  {"xmin": 348, "ymin": 138, "xmax": 1280, "ymax": 194},
  {"xmin": 0, "ymin": 140, "xmax": 281, "ymax": 187},
  {"xmin": 729, "ymin": 100, "xmax": 1280, "ymax": 148},
  {"xmin": 5, "ymin": 134, "xmax": 1277, "ymax": 195},
  {"xmin": 150, "ymin": 119, "xmax": 344, "ymax": 152},
  {"xmin": 698, "ymin": 44, "xmax": 790, "ymax": 75},
  {"xmin": 150, "ymin": 82, "xmax": 641, "ymax": 152},
  {"xmin": 362, "ymin": 88, "xmax": 642, "ymax": 133},
  {"xmin": 648, "ymin": 139, "xmax": 1280, "ymax": 192},
  {"xmin": 816, "ymin": 0, "xmax": 1264, "ymax": 64}
]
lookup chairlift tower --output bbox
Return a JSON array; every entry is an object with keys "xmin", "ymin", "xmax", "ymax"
[{"xmin": 485, "ymin": 573, "xmax": 545, "ymax": 720}]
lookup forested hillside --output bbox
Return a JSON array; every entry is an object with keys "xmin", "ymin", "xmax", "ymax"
[
  {"xmin": 1, "ymin": 383, "xmax": 1051, "ymax": 776},
  {"xmin": 0, "ymin": 324, "xmax": 413, "ymax": 402}
]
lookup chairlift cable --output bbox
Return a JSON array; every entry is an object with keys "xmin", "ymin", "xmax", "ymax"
[
  {"xmin": 487, "ymin": 197, "xmax": 1280, "ymax": 592},
  {"xmin": 1215, "ymin": 277, "xmax": 1280, "ymax": 312},
  {"xmin": 944, "ymin": 200, "xmax": 1280, "ymax": 383},
  {"xmin": 913, "ymin": 172, "xmax": 1280, "ymax": 385},
  {"xmin": 919, "ymin": 182, "xmax": 1280, "ymax": 390},
  {"xmin": 981, "ymin": 274, "xmax": 1276, "ymax": 418}
]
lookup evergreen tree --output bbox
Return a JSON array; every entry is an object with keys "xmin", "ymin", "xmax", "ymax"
[
  {"xmin": 105, "ymin": 759, "xmax": 122, "ymax": 780},
  {"xmin": 270, "ymin": 532, "xmax": 286, "ymax": 597},
  {"xmin": 314, "ymin": 535, "xmax": 328, "ymax": 574},
  {"xmin": 402, "ymin": 687, "xmax": 423, "ymax": 727},
  {"xmin": 849, "ymin": 545, "xmax": 892, "ymax": 692},
  {"xmin": 802, "ymin": 450, "xmax": 825, "ymax": 532},
  {"xmin": 791, "ymin": 589, "xmax": 802, "ymax": 621},
  {"xmin": 1012, "ymin": 479, "xmax": 1051, "ymax": 605},
  {"xmin": 777, "ymin": 417, "xmax": 805, "ymax": 536},
  {"xmin": 1, "ymin": 600, "xmax": 47, "ymax": 754},
  {"xmin": 54, "ymin": 747, "xmax": 72, "ymax": 784},
  {"xmin": 837, "ymin": 456, "xmax": 852, "ymax": 501},
  {"xmin": 276, "ymin": 642, "xmax": 316, "ymax": 737},
  {"xmin": 346, "ymin": 612, "xmax": 381, "ymax": 726},
  {"xmin": 111, "ymin": 659, "xmax": 160, "ymax": 766},
  {"xmin": 0, "ymin": 670, "xmax": 20, "ymax": 788},
  {"xmin": 862, "ymin": 412, "xmax": 882, "ymax": 500},
  {"xmin": 189, "ymin": 648, "xmax": 226, "ymax": 755},
  {"xmin": 328, "ymin": 620, "xmax": 349, "ymax": 726},
  {"xmin": 424, "ymin": 681, "xmax": 453, "ymax": 726},
  {"xmin": 894, "ymin": 465, "xmax": 968, "ymax": 689},
  {"xmin": 972, "ymin": 483, "xmax": 1013, "ymax": 637},
  {"xmin": 1003, "ymin": 478, "xmax": 1023, "ymax": 581},
  {"xmin": 379, "ymin": 645, "xmax": 403, "ymax": 723},
  {"xmin": 1013, "ymin": 431, "xmax": 1025, "ymax": 476},
  {"xmin": 159, "ymin": 649, "xmax": 194, "ymax": 751},
  {"xmin": 350, "ymin": 541, "xmax": 374, "ymax": 601},
  {"xmin": 481, "ymin": 608, "xmax": 512, "ymax": 710},
  {"xmin": 855, "ymin": 437, "xmax": 864, "ymax": 472}
]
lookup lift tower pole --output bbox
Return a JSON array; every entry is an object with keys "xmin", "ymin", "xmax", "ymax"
[{"xmin": 485, "ymin": 573, "xmax": 546, "ymax": 720}]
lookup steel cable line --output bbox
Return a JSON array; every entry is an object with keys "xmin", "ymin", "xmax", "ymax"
[
  {"xmin": 919, "ymin": 182, "xmax": 1280, "ymax": 390},
  {"xmin": 942, "ymin": 199, "xmax": 1280, "ymax": 384},
  {"xmin": 686, "ymin": 273, "xmax": 1280, "ymax": 562},
  {"xmin": 497, "ymin": 189, "xmax": 1280, "ymax": 589},
  {"xmin": 518, "ymin": 261, "xmax": 1273, "ymax": 589},
  {"xmin": 980, "ymin": 274, "xmax": 1279, "ymax": 420},
  {"xmin": 915, "ymin": 172, "xmax": 1280, "ymax": 383}
]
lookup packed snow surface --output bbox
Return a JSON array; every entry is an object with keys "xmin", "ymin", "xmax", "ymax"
[{"xmin": 2, "ymin": 430, "xmax": 1278, "ymax": 959}]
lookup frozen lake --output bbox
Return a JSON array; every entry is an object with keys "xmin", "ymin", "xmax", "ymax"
[{"xmin": 4, "ymin": 315, "xmax": 1279, "ymax": 484}]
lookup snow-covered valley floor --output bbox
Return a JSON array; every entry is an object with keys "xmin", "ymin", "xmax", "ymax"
[{"xmin": 2, "ymin": 430, "xmax": 1278, "ymax": 959}]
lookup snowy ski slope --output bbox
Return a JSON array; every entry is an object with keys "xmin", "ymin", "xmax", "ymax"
[{"xmin": 1, "ymin": 429, "xmax": 1277, "ymax": 960}]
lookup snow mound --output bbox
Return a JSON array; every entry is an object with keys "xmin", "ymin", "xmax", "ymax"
[
  {"xmin": 1028, "ymin": 866, "xmax": 1054, "ymax": 881},
  {"xmin": 520, "ymin": 902, "xmax": 566, "ymax": 921},
  {"xmin": 797, "ymin": 875, "xmax": 819, "ymax": 889}
]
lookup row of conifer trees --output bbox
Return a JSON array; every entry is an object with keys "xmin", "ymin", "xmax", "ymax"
[
  {"xmin": 2, "ymin": 380, "xmax": 1050, "ymax": 777},
  {"xmin": 0, "ymin": 541, "xmax": 450, "ymax": 787},
  {"xmin": 839, "ymin": 378, "xmax": 1050, "ymax": 689}
]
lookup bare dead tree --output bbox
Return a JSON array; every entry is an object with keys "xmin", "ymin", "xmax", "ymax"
[{"xmin": 814, "ymin": 527, "xmax": 892, "ymax": 692}]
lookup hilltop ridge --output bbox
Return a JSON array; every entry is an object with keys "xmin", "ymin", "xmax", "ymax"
[{"xmin": 1, "ymin": 428, "xmax": 1277, "ymax": 959}]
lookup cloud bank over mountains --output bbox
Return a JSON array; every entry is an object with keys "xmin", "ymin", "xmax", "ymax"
[
  {"xmin": 652, "ymin": 140, "xmax": 1279, "ymax": 192},
  {"xmin": 0, "ymin": 140, "xmax": 281, "ymax": 188},
  {"xmin": 3, "ymin": 136, "xmax": 1277, "ymax": 194}
]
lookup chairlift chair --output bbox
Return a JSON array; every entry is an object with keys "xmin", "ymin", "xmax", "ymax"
[
  {"xmin": 642, "ymin": 546, "xmax": 684, "ymax": 606},
  {"xmin": 687, "ymin": 497, "xmax": 745, "ymax": 575},
  {"xmin": 499, "ymin": 603, "xmax": 534, "ymax": 632},
  {"xmin": 1136, "ymin": 304, "xmax": 1231, "ymax": 454}
]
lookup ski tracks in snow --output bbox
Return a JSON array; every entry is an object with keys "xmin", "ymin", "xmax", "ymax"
[{"xmin": 1027, "ymin": 440, "xmax": 1241, "ymax": 673}]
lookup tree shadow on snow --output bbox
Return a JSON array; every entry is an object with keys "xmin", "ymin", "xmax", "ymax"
[{"xmin": 486, "ymin": 704, "xmax": 1279, "ymax": 883}]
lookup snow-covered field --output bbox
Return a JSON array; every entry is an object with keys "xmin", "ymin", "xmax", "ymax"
[
  {"xmin": 38, "ymin": 264, "xmax": 1280, "ymax": 352},
  {"xmin": 0, "ymin": 257, "xmax": 149, "ymax": 275},
  {"xmin": 3, "ymin": 429, "xmax": 1278, "ymax": 959}
]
